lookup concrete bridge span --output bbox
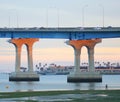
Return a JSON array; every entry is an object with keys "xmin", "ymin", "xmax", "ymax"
[
  {"xmin": 0, "ymin": 27, "xmax": 120, "ymax": 40},
  {"xmin": 1, "ymin": 27, "xmax": 120, "ymax": 82}
]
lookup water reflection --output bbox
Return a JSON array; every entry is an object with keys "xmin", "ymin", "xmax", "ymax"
[
  {"xmin": 88, "ymin": 83, "xmax": 95, "ymax": 90},
  {"xmin": 27, "ymin": 82, "xmax": 34, "ymax": 91},
  {"xmin": 73, "ymin": 83, "xmax": 96, "ymax": 90},
  {"xmin": 13, "ymin": 82, "xmax": 35, "ymax": 91},
  {"xmin": 74, "ymin": 83, "xmax": 81, "ymax": 90},
  {"xmin": 0, "ymin": 74, "xmax": 120, "ymax": 92}
]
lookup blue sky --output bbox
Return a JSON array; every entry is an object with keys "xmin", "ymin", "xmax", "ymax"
[
  {"xmin": 0, "ymin": 0, "xmax": 120, "ymax": 27},
  {"xmin": 0, "ymin": 0, "xmax": 120, "ymax": 72}
]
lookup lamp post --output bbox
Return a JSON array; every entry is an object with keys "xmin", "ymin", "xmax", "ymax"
[
  {"xmin": 9, "ymin": 9, "xmax": 19, "ymax": 28},
  {"xmin": 82, "ymin": 5, "xmax": 88, "ymax": 27},
  {"xmin": 46, "ymin": 8, "xmax": 48, "ymax": 28},
  {"xmin": 8, "ymin": 16, "xmax": 10, "ymax": 28},
  {"xmin": 57, "ymin": 8, "xmax": 59, "ymax": 28},
  {"xmin": 16, "ymin": 11, "xmax": 19, "ymax": 28},
  {"xmin": 99, "ymin": 5, "xmax": 104, "ymax": 27}
]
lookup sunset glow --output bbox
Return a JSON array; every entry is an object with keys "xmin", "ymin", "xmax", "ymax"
[
  {"xmin": 0, "ymin": 0, "xmax": 120, "ymax": 72},
  {"xmin": 0, "ymin": 44, "xmax": 120, "ymax": 72}
]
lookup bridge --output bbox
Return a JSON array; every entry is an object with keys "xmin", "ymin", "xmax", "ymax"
[
  {"xmin": 1, "ymin": 27, "xmax": 120, "ymax": 82},
  {"xmin": 0, "ymin": 27, "xmax": 120, "ymax": 39}
]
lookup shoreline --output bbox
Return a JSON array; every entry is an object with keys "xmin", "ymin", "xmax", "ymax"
[
  {"xmin": 0, "ymin": 90, "xmax": 120, "ymax": 97},
  {"xmin": 0, "ymin": 90, "xmax": 120, "ymax": 102}
]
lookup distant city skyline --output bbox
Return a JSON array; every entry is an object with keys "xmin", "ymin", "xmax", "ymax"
[{"xmin": 0, "ymin": 0, "xmax": 120, "ymax": 72}]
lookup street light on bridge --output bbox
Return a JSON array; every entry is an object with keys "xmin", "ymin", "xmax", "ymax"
[
  {"xmin": 46, "ymin": 8, "xmax": 48, "ymax": 28},
  {"xmin": 99, "ymin": 5, "xmax": 104, "ymax": 27},
  {"xmin": 82, "ymin": 5, "xmax": 88, "ymax": 27},
  {"xmin": 57, "ymin": 8, "xmax": 60, "ymax": 28},
  {"xmin": 8, "ymin": 9, "xmax": 19, "ymax": 28},
  {"xmin": 8, "ymin": 16, "xmax": 10, "ymax": 28},
  {"xmin": 16, "ymin": 11, "xmax": 19, "ymax": 28}
]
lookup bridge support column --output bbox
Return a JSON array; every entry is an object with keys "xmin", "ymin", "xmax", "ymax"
[
  {"xmin": 88, "ymin": 47, "xmax": 95, "ymax": 72},
  {"xmin": 15, "ymin": 44, "xmax": 22, "ymax": 73},
  {"xmin": 74, "ymin": 48, "xmax": 81, "ymax": 74},
  {"xmin": 8, "ymin": 38, "xmax": 39, "ymax": 81},
  {"xmin": 66, "ymin": 39, "xmax": 102, "ymax": 82},
  {"xmin": 27, "ymin": 43, "xmax": 34, "ymax": 72}
]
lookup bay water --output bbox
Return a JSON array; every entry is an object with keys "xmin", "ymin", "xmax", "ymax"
[{"xmin": 0, "ymin": 73, "xmax": 120, "ymax": 92}]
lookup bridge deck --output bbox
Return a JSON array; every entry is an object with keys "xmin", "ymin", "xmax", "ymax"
[
  {"xmin": 0, "ymin": 27, "xmax": 120, "ymax": 32},
  {"xmin": 0, "ymin": 27, "xmax": 120, "ymax": 39}
]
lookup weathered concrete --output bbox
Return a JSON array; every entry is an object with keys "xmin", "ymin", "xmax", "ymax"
[
  {"xmin": 66, "ymin": 39, "xmax": 102, "ymax": 82},
  {"xmin": 67, "ymin": 72, "xmax": 102, "ymax": 82},
  {"xmin": 9, "ymin": 72, "xmax": 39, "ymax": 81},
  {"xmin": 8, "ymin": 38, "xmax": 39, "ymax": 81}
]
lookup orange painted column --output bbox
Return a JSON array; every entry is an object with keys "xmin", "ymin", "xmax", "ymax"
[
  {"xmin": 8, "ymin": 38, "xmax": 39, "ymax": 73},
  {"xmin": 8, "ymin": 39, "xmax": 23, "ymax": 72},
  {"xmin": 14, "ymin": 44, "xmax": 22, "ymax": 72},
  {"xmin": 66, "ymin": 39, "xmax": 101, "ymax": 73},
  {"xmin": 66, "ymin": 40, "xmax": 82, "ymax": 74},
  {"xmin": 25, "ymin": 39, "xmax": 38, "ymax": 72},
  {"xmin": 86, "ymin": 39, "xmax": 102, "ymax": 72}
]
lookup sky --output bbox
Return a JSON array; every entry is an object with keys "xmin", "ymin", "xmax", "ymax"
[{"xmin": 0, "ymin": 0, "xmax": 120, "ymax": 72}]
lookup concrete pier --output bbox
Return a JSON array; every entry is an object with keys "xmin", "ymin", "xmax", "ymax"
[
  {"xmin": 9, "ymin": 38, "xmax": 39, "ymax": 81},
  {"xmin": 66, "ymin": 39, "xmax": 102, "ymax": 82}
]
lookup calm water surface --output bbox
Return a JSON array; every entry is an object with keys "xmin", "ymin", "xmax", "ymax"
[{"xmin": 0, "ymin": 73, "xmax": 120, "ymax": 92}]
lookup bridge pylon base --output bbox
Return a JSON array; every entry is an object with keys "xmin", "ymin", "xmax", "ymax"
[
  {"xmin": 67, "ymin": 72, "xmax": 102, "ymax": 83},
  {"xmin": 9, "ymin": 72, "xmax": 39, "ymax": 81}
]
